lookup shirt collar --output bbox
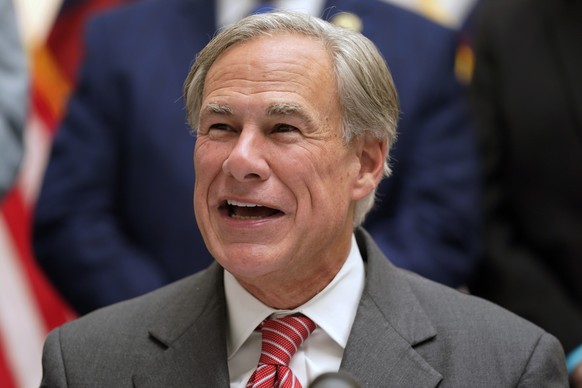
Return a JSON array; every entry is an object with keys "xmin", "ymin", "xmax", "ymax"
[{"xmin": 225, "ymin": 233, "xmax": 365, "ymax": 358}]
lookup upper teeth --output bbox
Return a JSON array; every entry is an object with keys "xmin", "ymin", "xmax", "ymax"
[{"xmin": 227, "ymin": 200, "xmax": 260, "ymax": 207}]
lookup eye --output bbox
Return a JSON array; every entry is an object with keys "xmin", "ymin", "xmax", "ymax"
[
  {"xmin": 209, "ymin": 123, "xmax": 232, "ymax": 132},
  {"xmin": 200, "ymin": 122, "xmax": 237, "ymax": 139},
  {"xmin": 272, "ymin": 123, "xmax": 299, "ymax": 133}
]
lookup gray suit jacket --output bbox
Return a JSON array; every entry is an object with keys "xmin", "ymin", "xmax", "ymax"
[{"xmin": 40, "ymin": 229, "xmax": 567, "ymax": 387}]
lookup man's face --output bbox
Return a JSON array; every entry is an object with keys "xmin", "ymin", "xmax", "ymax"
[{"xmin": 194, "ymin": 33, "xmax": 377, "ymax": 293}]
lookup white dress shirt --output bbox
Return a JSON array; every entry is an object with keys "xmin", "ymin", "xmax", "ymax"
[{"xmin": 225, "ymin": 234, "xmax": 365, "ymax": 388}]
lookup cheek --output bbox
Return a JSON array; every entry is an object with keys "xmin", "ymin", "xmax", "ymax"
[
  {"xmin": 320, "ymin": 145, "xmax": 359, "ymax": 183},
  {"xmin": 287, "ymin": 147, "xmax": 357, "ymax": 205},
  {"xmin": 194, "ymin": 140, "xmax": 227, "ymax": 176},
  {"xmin": 320, "ymin": 151, "xmax": 362, "ymax": 212},
  {"xmin": 193, "ymin": 141, "xmax": 228, "ymax": 209}
]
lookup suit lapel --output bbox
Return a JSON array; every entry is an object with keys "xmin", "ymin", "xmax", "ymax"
[
  {"xmin": 133, "ymin": 230, "xmax": 443, "ymax": 387},
  {"xmin": 133, "ymin": 263, "xmax": 230, "ymax": 387},
  {"xmin": 340, "ymin": 229, "xmax": 442, "ymax": 386}
]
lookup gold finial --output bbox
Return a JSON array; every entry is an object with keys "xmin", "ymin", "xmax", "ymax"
[{"xmin": 331, "ymin": 13, "xmax": 363, "ymax": 33}]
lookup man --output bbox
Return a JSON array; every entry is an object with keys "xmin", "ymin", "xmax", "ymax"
[
  {"xmin": 40, "ymin": 12, "xmax": 566, "ymax": 387},
  {"xmin": 467, "ymin": 0, "xmax": 582, "ymax": 384},
  {"xmin": 33, "ymin": 0, "xmax": 480, "ymax": 315}
]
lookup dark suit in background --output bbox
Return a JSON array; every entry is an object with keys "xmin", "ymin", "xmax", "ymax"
[
  {"xmin": 468, "ymin": 0, "xmax": 582, "ymax": 372},
  {"xmin": 33, "ymin": 0, "xmax": 480, "ymax": 314}
]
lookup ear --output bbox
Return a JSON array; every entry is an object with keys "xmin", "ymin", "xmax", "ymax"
[{"xmin": 351, "ymin": 137, "xmax": 387, "ymax": 201}]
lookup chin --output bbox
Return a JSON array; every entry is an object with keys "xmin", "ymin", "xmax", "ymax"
[{"xmin": 214, "ymin": 246, "xmax": 285, "ymax": 275}]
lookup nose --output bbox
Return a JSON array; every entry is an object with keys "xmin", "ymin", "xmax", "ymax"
[{"xmin": 222, "ymin": 128, "xmax": 270, "ymax": 181}]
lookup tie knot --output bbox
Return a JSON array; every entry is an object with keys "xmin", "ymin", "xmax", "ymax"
[{"xmin": 258, "ymin": 314, "xmax": 316, "ymax": 366}]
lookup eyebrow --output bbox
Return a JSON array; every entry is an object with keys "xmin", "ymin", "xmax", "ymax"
[
  {"xmin": 204, "ymin": 102, "xmax": 233, "ymax": 116},
  {"xmin": 266, "ymin": 102, "xmax": 302, "ymax": 116},
  {"xmin": 203, "ymin": 102, "xmax": 315, "ymax": 126}
]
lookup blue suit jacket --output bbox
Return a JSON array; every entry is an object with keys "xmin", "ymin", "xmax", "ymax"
[{"xmin": 34, "ymin": 0, "xmax": 480, "ymax": 314}]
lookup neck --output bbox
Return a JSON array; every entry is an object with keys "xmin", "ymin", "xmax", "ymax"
[{"xmin": 238, "ymin": 258, "xmax": 347, "ymax": 309}]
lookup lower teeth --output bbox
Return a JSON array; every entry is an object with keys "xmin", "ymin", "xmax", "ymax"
[{"xmin": 231, "ymin": 214, "xmax": 263, "ymax": 220}]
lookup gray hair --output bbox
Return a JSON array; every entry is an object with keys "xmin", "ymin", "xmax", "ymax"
[{"xmin": 184, "ymin": 11, "xmax": 399, "ymax": 226}]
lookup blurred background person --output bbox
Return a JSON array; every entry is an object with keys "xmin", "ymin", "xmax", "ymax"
[
  {"xmin": 0, "ymin": 0, "xmax": 27, "ymax": 202},
  {"xmin": 32, "ymin": 0, "xmax": 481, "ymax": 316},
  {"xmin": 467, "ymin": 0, "xmax": 582, "ymax": 384}
]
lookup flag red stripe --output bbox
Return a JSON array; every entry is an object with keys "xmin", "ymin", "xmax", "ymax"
[
  {"xmin": 0, "ymin": 190, "xmax": 73, "ymax": 332},
  {"xmin": 31, "ymin": 82, "xmax": 58, "ymax": 135},
  {"xmin": 0, "ymin": 334, "xmax": 16, "ymax": 388}
]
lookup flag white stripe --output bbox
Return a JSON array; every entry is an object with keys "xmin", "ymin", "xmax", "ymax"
[
  {"xmin": 0, "ymin": 218, "xmax": 45, "ymax": 388},
  {"xmin": 18, "ymin": 112, "xmax": 53, "ymax": 206}
]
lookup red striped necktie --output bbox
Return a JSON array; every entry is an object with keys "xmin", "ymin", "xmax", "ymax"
[{"xmin": 246, "ymin": 314, "xmax": 317, "ymax": 388}]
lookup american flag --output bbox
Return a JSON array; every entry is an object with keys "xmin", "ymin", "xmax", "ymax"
[{"xmin": 0, "ymin": 1, "xmax": 129, "ymax": 386}]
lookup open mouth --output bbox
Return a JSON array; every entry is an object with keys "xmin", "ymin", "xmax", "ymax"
[{"xmin": 222, "ymin": 199, "xmax": 283, "ymax": 220}]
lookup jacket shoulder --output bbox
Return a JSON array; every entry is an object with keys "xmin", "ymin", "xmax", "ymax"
[{"xmin": 54, "ymin": 263, "xmax": 221, "ymax": 350}]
